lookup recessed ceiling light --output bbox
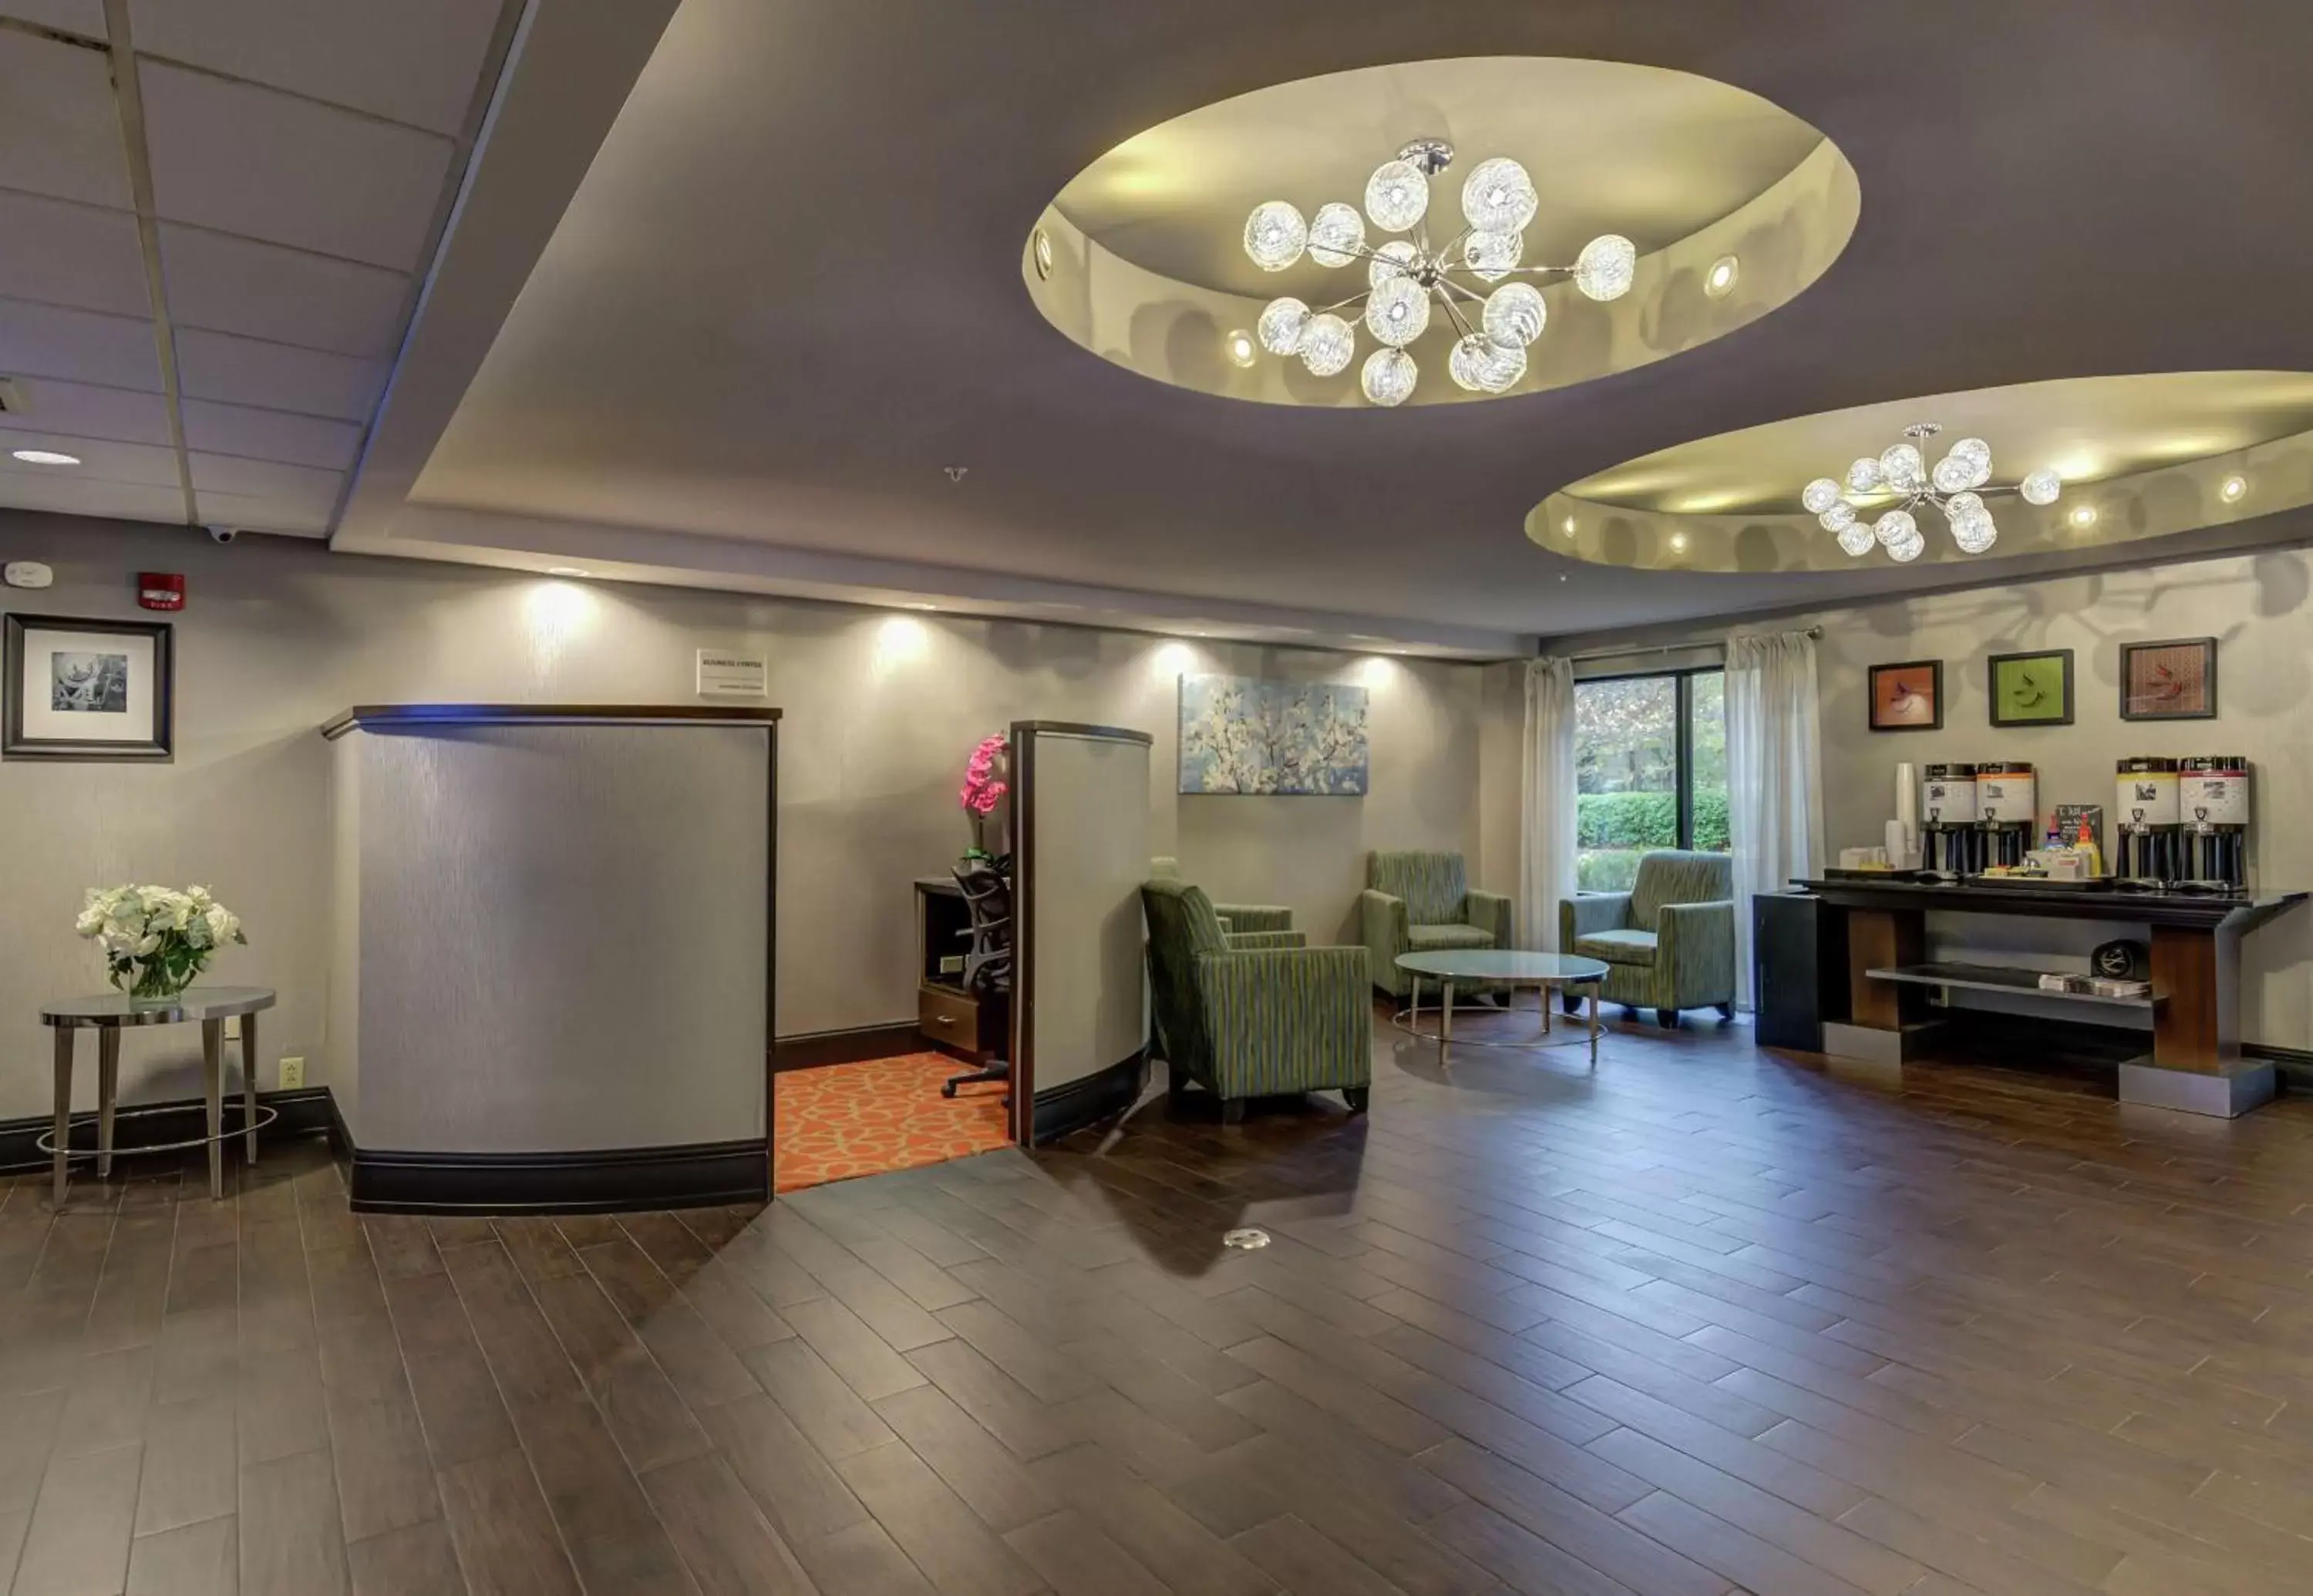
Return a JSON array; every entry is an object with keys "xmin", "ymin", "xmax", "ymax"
[
  {"xmin": 1224, "ymin": 329, "xmax": 1257, "ymax": 368},
  {"xmin": 545, "ymin": 566, "xmax": 589, "ymax": 577},
  {"xmin": 2220, "ymin": 474, "xmax": 2247, "ymax": 503},
  {"xmin": 11, "ymin": 449, "xmax": 79, "ymax": 466},
  {"xmin": 2069, "ymin": 504, "xmax": 2098, "ymax": 528},
  {"xmin": 1561, "ymin": 515, "xmax": 1576, "ymax": 534},
  {"xmin": 1031, "ymin": 228, "xmax": 1053, "ymax": 281},
  {"xmin": 1705, "ymin": 254, "xmax": 1739, "ymax": 298},
  {"xmin": 1668, "ymin": 531, "xmax": 1689, "ymax": 552}
]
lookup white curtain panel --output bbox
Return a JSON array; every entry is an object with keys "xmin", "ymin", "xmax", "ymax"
[
  {"xmin": 1520, "ymin": 656, "xmax": 1578, "ymax": 949},
  {"xmin": 1726, "ymin": 630, "xmax": 1826, "ymax": 1007}
]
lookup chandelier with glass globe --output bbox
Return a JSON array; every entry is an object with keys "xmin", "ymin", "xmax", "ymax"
[
  {"xmin": 1802, "ymin": 423, "xmax": 2064, "ymax": 562},
  {"xmin": 1241, "ymin": 137, "xmax": 1637, "ymax": 406}
]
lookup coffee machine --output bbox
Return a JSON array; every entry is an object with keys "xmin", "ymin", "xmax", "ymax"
[
  {"xmin": 2114, "ymin": 756, "xmax": 2182, "ymax": 883},
  {"xmin": 1975, "ymin": 761, "xmax": 2037, "ymax": 870},
  {"xmin": 2180, "ymin": 756, "xmax": 2250, "ymax": 889},
  {"xmin": 1920, "ymin": 763, "xmax": 1985, "ymax": 877}
]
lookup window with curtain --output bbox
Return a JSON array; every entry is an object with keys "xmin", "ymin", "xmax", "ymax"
[{"xmin": 1574, "ymin": 668, "xmax": 1728, "ymax": 891}]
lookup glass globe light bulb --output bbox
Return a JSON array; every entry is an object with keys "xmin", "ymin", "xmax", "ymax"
[
  {"xmin": 1256, "ymin": 298, "xmax": 1309, "ymax": 356},
  {"xmin": 1364, "ymin": 278, "xmax": 1431, "ymax": 348},
  {"xmin": 1573, "ymin": 234, "xmax": 1637, "ymax": 301},
  {"xmin": 1243, "ymin": 201, "xmax": 1308, "ymax": 271},
  {"xmin": 2019, "ymin": 468, "xmax": 2062, "ymax": 506},
  {"xmin": 1463, "ymin": 229, "xmax": 1523, "ymax": 283},
  {"xmin": 1298, "ymin": 312, "xmax": 1355, "ymax": 376},
  {"xmin": 1363, "ymin": 160, "xmax": 1429, "ymax": 233},
  {"xmin": 1931, "ymin": 453, "xmax": 1976, "ymax": 495},
  {"xmin": 1951, "ymin": 512, "xmax": 1998, "ymax": 555},
  {"xmin": 1460, "ymin": 157, "xmax": 1538, "ymax": 234},
  {"xmin": 1879, "ymin": 443, "xmax": 1925, "ymax": 494},
  {"xmin": 1360, "ymin": 347, "xmax": 1416, "ymax": 407},
  {"xmin": 1847, "ymin": 456, "xmax": 1884, "ymax": 493},
  {"xmin": 1837, "ymin": 521, "xmax": 1876, "ymax": 557},
  {"xmin": 1305, "ymin": 202, "xmax": 1365, "ymax": 269},
  {"xmin": 1874, "ymin": 509, "xmax": 1917, "ymax": 548},
  {"xmin": 1948, "ymin": 436, "xmax": 1992, "ymax": 488},
  {"xmin": 1887, "ymin": 530, "xmax": 1926, "ymax": 564},
  {"xmin": 1448, "ymin": 333, "xmax": 1524, "ymax": 394},
  {"xmin": 1818, "ymin": 503, "xmax": 1857, "ymax": 533},
  {"xmin": 1802, "ymin": 477, "xmax": 1844, "ymax": 514},
  {"xmin": 1368, "ymin": 240, "xmax": 1419, "ymax": 290},
  {"xmin": 1480, "ymin": 281, "xmax": 1547, "ymax": 348}
]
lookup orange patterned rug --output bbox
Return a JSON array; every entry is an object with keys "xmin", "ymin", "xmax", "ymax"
[{"xmin": 774, "ymin": 1052, "xmax": 1011, "ymax": 1193}]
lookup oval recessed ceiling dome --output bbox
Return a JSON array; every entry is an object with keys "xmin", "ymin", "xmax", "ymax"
[
  {"xmin": 1535, "ymin": 372, "xmax": 2313, "ymax": 573},
  {"xmin": 1024, "ymin": 57, "xmax": 1857, "ymax": 407}
]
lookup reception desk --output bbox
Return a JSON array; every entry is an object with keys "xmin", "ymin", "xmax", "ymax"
[
  {"xmin": 323, "ymin": 704, "xmax": 778, "ymax": 1210},
  {"xmin": 1793, "ymin": 877, "xmax": 2305, "ymax": 1117}
]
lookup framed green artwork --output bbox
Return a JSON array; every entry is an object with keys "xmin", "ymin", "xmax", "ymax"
[{"xmin": 1987, "ymin": 648, "xmax": 2075, "ymax": 727}]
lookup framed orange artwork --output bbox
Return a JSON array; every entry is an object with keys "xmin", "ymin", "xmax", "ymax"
[
  {"xmin": 1868, "ymin": 659, "xmax": 1943, "ymax": 732},
  {"xmin": 2119, "ymin": 636, "xmax": 2217, "ymax": 720}
]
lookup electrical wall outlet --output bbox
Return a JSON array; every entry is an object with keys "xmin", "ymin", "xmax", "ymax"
[
  {"xmin": 278, "ymin": 1056, "xmax": 305, "ymax": 1089},
  {"xmin": 223, "ymin": 1016, "xmax": 241, "ymax": 1042}
]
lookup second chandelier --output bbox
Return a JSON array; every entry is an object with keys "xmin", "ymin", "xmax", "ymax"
[{"xmin": 1242, "ymin": 137, "xmax": 1637, "ymax": 406}]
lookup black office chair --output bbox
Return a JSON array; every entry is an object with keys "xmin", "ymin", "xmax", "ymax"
[{"xmin": 943, "ymin": 857, "xmax": 1012, "ymax": 1102}]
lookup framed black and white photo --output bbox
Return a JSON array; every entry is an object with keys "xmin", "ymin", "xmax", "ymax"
[{"xmin": 4, "ymin": 614, "xmax": 174, "ymax": 761}]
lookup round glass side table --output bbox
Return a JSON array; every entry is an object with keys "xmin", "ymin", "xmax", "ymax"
[
  {"xmin": 40, "ymin": 987, "xmax": 278, "ymax": 1207},
  {"xmin": 1393, "ymin": 951, "xmax": 1611, "ymax": 1064}
]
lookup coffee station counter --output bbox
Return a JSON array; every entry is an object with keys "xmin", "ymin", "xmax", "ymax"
[{"xmin": 1783, "ymin": 876, "xmax": 2306, "ymax": 1118}]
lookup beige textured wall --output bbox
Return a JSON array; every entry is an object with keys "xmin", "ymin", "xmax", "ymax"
[
  {"xmin": 1550, "ymin": 545, "xmax": 2313, "ymax": 1048},
  {"xmin": 0, "ymin": 513, "xmax": 1507, "ymax": 1123}
]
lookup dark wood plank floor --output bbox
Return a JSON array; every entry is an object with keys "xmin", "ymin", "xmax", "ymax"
[{"xmin": 7, "ymin": 1006, "xmax": 2313, "ymax": 1594}]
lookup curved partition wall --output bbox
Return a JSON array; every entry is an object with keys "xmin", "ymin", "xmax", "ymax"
[
  {"xmin": 1009, "ymin": 721, "xmax": 1153, "ymax": 1144},
  {"xmin": 324, "ymin": 705, "xmax": 777, "ymax": 1212}
]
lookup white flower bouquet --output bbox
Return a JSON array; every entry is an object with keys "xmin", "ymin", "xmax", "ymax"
[{"xmin": 76, "ymin": 884, "xmax": 247, "ymax": 1004}]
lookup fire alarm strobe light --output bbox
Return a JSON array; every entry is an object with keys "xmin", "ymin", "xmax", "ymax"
[{"xmin": 137, "ymin": 572, "xmax": 185, "ymax": 611}]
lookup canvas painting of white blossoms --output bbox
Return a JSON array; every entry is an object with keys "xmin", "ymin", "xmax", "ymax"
[{"xmin": 1178, "ymin": 674, "xmax": 1369, "ymax": 795}]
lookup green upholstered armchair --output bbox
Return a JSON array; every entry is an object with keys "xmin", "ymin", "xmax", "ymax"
[
  {"xmin": 1142, "ymin": 879, "xmax": 1370, "ymax": 1123},
  {"xmin": 1560, "ymin": 849, "xmax": 1736, "ymax": 1026},
  {"xmin": 1149, "ymin": 857, "xmax": 1294, "ymax": 934},
  {"xmin": 1359, "ymin": 850, "xmax": 1514, "ymax": 999}
]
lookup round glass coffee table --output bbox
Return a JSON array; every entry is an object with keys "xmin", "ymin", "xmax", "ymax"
[{"xmin": 1393, "ymin": 951, "xmax": 1611, "ymax": 1063}]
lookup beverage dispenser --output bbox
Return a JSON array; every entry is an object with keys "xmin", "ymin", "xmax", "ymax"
[
  {"xmin": 2115, "ymin": 757, "xmax": 2182, "ymax": 883},
  {"xmin": 1975, "ymin": 761, "xmax": 2037, "ymax": 870},
  {"xmin": 2180, "ymin": 756, "xmax": 2250, "ymax": 889},
  {"xmin": 1920, "ymin": 763, "xmax": 1985, "ymax": 876}
]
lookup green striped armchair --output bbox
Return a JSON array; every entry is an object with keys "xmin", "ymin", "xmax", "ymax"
[
  {"xmin": 1560, "ymin": 849, "xmax": 1736, "ymax": 1027},
  {"xmin": 1149, "ymin": 857, "xmax": 1293, "ymax": 935},
  {"xmin": 1359, "ymin": 850, "xmax": 1515, "ymax": 999},
  {"xmin": 1142, "ymin": 878, "xmax": 1370, "ymax": 1123}
]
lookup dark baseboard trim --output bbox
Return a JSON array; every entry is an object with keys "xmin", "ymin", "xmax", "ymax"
[
  {"xmin": 773, "ymin": 1021, "xmax": 921, "ymax": 1073},
  {"xmin": 0, "ymin": 1086, "xmax": 338, "ymax": 1174},
  {"xmin": 348, "ymin": 1139, "xmax": 768, "ymax": 1216},
  {"xmin": 2244, "ymin": 1042, "xmax": 2313, "ymax": 1092},
  {"xmin": 1032, "ymin": 1050, "xmax": 1146, "ymax": 1145}
]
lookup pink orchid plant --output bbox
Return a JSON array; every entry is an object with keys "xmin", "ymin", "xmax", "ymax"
[{"xmin": 960, "ymin": 734, "xmax": 1008, "ymax": 859}]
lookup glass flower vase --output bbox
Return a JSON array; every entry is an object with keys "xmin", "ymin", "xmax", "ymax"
[{"xmin": 116, "ymin": 955, "xmax": 207, "ymax": 1009}]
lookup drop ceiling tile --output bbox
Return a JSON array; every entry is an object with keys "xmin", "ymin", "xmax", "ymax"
[
  {"xmin": 0, "ymin": 191, "xmax": 151, "ymax": 317},
  {"xmin": 191, "ymin": 489, "xmax": 329, "ymax": 537},
  {"xmin": 159, "ymin": 224, "xmax": 409, "ymax": 357},
  {"xmin": 0, "ymin": 477, "xmax": 186, "ymax": 524},
  {"xmin": 0, "ymin": 375, "xmax": 170, "ymax": 446},
  {"xmin": 0, "ymin": 1, "xmax": 106, "ymax": 41},
  {"xmin": 180, "ymin": 397, "xmax": 361, "ymax": 470},
  {"xmin": 0, "ymin": 424, "xmax": 181, "ymax": 488},
  {"xmin": 187, "ymin": 451, "xmax": 341, "ymax": 515},
  {"xmin": 139, "ymin": 62, "xmax": 455, "ymax": 271},
  {"xmin": 0, "ymin": 298, "xmax": 161, "ymax": 390},
  {"xmin": 0, "ymin": 26, "xmax": 130, "ymax": 207},
  {"xmin": 129, "ymin": 0, "xmax": 502, "ymax": 136},
  {"xmin": 172, "ymin": 328, "xmax": 382, "ymax": 421}
]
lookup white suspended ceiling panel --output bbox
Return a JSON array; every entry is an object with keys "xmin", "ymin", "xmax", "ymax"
[{"xmin": 0, "ymin": 1, "xmax": 517, "ymax": 535}]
